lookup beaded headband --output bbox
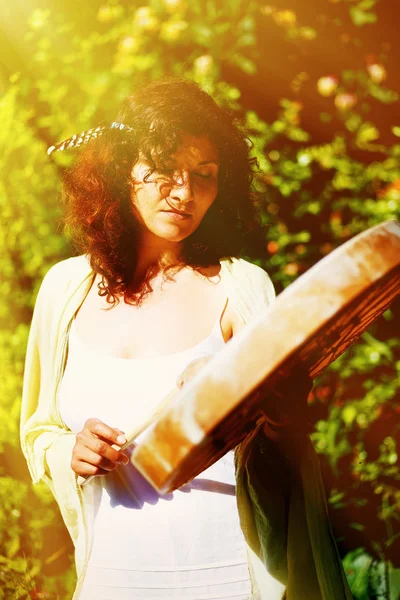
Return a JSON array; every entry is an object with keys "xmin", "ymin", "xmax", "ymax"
[{"xmin": 47, "ymin": 121, "xmax": 134, "ymax": 155}]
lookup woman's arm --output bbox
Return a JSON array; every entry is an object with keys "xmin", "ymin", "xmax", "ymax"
[{"xmin": 19, "ymin": 264, "xmax": 70, "ymax": 485}]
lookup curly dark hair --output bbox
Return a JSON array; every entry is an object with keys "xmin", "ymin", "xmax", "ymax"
[{"xmin": 62, "ymin": 77, "xmax": 264, "ymax": 305}]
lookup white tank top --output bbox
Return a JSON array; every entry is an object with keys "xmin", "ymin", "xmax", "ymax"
[{"xmin": 58, "ymin": 303, "xmax": 252, "ymax": 600}]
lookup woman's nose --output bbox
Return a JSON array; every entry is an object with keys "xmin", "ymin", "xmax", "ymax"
[{"xmin": 170, "ymin": 170, "xmax": 193, "ymax": 201}]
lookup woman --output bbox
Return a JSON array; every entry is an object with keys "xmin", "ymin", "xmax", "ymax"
[{"xmin": 20, "ymin": 78, "xmax": 353, "ymax": 600}]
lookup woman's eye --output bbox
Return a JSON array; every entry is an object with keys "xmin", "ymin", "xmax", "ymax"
[{"xmin": 194, "ymin": 172, "xmax": 212, "ymax": 179}]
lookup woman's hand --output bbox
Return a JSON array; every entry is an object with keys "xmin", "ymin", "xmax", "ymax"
[{"xmin": 71, "ymin": 418, "xmax": 129, "ymax": 477}]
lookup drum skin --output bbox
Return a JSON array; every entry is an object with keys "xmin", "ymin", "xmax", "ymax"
[{"xmin": 130, "ymin": 220, "xmax": 400, "ymax": 494}]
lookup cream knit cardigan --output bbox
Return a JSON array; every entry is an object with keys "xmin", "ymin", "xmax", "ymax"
[{"xmin": 20, "ymin": 255, "xmax": 353, "ymax": 600}]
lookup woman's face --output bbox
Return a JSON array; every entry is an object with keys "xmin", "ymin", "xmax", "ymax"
[{"xmin": 130, "ymin": 134, "xmax": 219, "ymax": 244}]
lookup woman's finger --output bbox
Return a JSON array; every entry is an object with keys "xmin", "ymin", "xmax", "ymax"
[
  {"xmin": 71, "ymin": 455, "xmax": 111, "ymax": 477},
  {"xmin": 72, "ymin": 446, "xmax": 119, "ymax": 472},
  {"xmin": 75, "ymin": 432, "xmax": 129, "ymax": 465},
  {"xmin": 84, "ymin": 418, "xmax": 127, "ymax": 446}
]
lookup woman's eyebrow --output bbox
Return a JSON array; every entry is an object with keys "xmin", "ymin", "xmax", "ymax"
[{"xmin": 164, "ymin": 159, "xmax": 219, "ymax": 168}]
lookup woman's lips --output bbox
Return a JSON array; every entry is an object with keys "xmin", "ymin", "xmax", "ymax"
[{"xmin": 162, "ymin": 210, "xmax": 192, "ymax": 220}]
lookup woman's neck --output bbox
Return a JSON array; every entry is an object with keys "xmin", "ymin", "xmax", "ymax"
[{"xmin": 134, "ymin": 235, "xmax": 185, "ymax": 283}]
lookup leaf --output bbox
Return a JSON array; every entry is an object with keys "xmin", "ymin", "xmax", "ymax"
[
  {"xmin": 389, "ymin": 565, "xmax": 400, "ymax": 600},
  {"xmin": 342, "ymin": 405, "xmax": 357, "ymax": 426},
  {"xmin": 6, "ymin": 536, "xmax": 20, "ymax": 558},
  {"xmin": 191, "ymin": 23, "xmax": 214, "ymax": 46},
  {"xmin": 350, "ymin": 522, "xmax": 366, "ymax": 531},
  {"xmin": 7, "ymin": 557, "xmax": 27, "ymax": 573},
  {"xmin": 356, "ymin": 123, "xmax": 380, "ymax": 145},
  {"xmin": 349, "ymin": 5, "xmax": 377, "ymax": 27},
  {"xmin": 342, "ymin": 548, "xmax": 372, "ymax": 599},
  {"xmin": 232, "ymin": 53, "xmax": 257, "ymax": 75}
]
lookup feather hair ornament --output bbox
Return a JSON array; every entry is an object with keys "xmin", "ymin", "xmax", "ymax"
[{"xmin": 47, "ymin": 122, "xmax": 134, "ymax": 155}]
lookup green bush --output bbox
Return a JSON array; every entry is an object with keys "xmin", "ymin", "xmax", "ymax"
[{"xmin": 1, "ymin": 1, "xmax": 399, "ymax": 597}]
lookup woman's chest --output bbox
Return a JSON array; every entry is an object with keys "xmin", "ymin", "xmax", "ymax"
[{"xmin": 74, "ymin": 271, "xmax": 234, "ymax": 359}]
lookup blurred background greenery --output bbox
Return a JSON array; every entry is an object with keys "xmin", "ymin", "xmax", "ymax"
[{"xmin": 1, "ymin": 0, "xmax": 399, "ymax": 598}]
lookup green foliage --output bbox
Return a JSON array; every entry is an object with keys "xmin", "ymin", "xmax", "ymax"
[
  {"xmin": 1, "ymin": 0, "xmax": 399, "ymax": 598},
  {"xmin": 0, "ymin": 477, "xmax": 76, "ymax": 599},
  {"xmin": 342, "ymin": 548, "xmax": 400, "ymax": 600}
]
